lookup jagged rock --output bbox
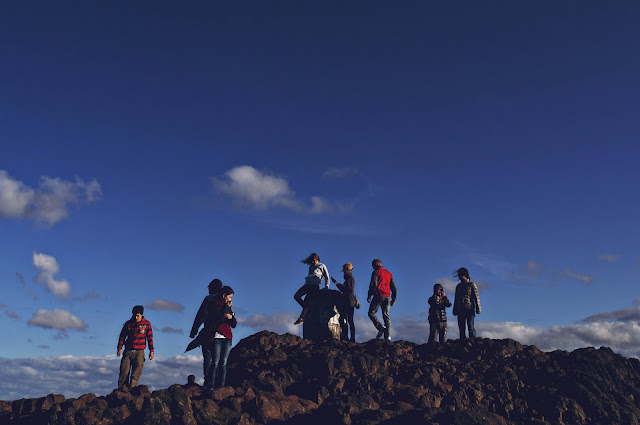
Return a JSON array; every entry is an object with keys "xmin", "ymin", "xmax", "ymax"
[
  {"xmin": 4, "ymin": 331, "xmax": 640, "ymax": 424},
  {"xmin": 302, "ymin": 289, "xmax": 344, "ymax": 341}
]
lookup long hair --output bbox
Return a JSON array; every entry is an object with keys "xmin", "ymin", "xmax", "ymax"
[
  {"xmin": 219, "ymin": 285, "xmax": 234, "ymax": 299},
  {"xmin": 301, "ymin": 253, "xmax": 320, "ymax": 265},
  {"xmin": 454, "ymin": 267, "xmax": 470, "ymax": 281}
]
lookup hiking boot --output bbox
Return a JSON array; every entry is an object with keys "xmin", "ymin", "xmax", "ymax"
[
  {"xmin": 294, "ymin": 317, "xmax": 304, "ymax": 325},
  {"xmin": 376, "ymin": 327, "xmax": 385, "ymax": 339}
]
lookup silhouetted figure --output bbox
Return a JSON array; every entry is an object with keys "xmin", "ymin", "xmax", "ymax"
[
  {"xmin": 204, "ymin": 285, "xmax": 237, "ymax": 389},
  {"xmin": 452, "ymin": 267, "xmax": 481, "ymax": 339},
  {"xmin": 428, "ymin": 283, "xmax": 452, "ymax": 344},
  {"xmin": 190, "ymin": 278, "xmax": 223, "ymax": 390},
  {"xmin": 367, "ymin": 259, "xmax": 397, "ymax": 341},
  {"xmin": 117, "ymin": 305, "xmax": 154, "ymax": 388},
  {"xmin": 333, "ymin": 262, "xmax": 357, "ymax": 342},
  {"xmin": 294, "ymin": 253, "xmax": 331, "ymax": 325}
]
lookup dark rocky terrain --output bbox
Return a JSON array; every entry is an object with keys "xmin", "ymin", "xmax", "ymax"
[{"xmin": 3, "ymin": 330, "xmax": 640, "ymax": 424}]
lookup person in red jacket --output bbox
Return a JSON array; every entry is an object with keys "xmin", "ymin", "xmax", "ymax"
[
  {"xmin": 367, "ymin": 259, "xmax": 397, "ymax": 341},
  {"xmin": 117, "ymin": 305, "xmax": 154, "ymax": 388}
]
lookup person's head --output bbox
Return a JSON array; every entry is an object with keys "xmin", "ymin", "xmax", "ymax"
[
  {"xmin": 301, "ymin": 253, "xmax": 320, "ymax": 265},
  {"xmin": 454, "ymin": 267, "xmax": 470, "ymax": 282},
  {"xmin": 132, "ymin": 305, "xmax": 144, "ymax": 322},
  {"xmin": 342, "ymin": 262, "xmax": 354, "ymax": 273},
  {"xmin": 433, "ymin": 283, "xmax": 444, "ymax": 295},
  {"xmin": 219, "ymin": 286, "xmax": 234, "ymax": 304},
  {"xmin": 208, "ymin": 278, "xmax": 222, "ymax": 295},
  {"xmin": 372, "ymin": 259, "xmax": 382, "ymax": 269}
]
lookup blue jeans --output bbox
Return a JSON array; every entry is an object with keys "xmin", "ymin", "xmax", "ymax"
[
  {"xmin": 368, "ymin": 295, "xmax": 391, "ymax": 336},
  {"xmin": 457, "ymin": 314, "xmax": 476, "ymax": 339},
  {"xmin": 202, "ymin": 344, "xmax": 213, "ymax": 388},
  {"xmin": 211, "ymin": 338, "xmax": 232, "ymax": 388}
]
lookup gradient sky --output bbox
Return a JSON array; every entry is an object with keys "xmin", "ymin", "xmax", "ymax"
[{"xmin": 2, "ymin": 1, "xmax": 640, "ymax": 400}]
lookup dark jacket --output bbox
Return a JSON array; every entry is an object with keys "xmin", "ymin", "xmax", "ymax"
[
  {"xmin": 453, "ymin": 281, "xmax": 481, "ymax": 316},
  {"xmin": 428, "ymin": 295, "xmax": 452, "ymax": 323},
  {"xmin": 336, "ymin": 271, "xmax": 357, "ymax": 307},
  {"xmin": 204, "ymin": 297, "xmax": 237, "ymax": 340}
]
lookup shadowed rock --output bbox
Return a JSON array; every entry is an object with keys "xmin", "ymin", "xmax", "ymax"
[
  {"xmin": 4, "ymin": 331, "xmax": 640, "ymax": 424},
  {"xmin": 302, "ymin": 289, "xmax": 344, "ymax": 341}
]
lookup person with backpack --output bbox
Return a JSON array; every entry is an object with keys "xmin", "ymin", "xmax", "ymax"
[
  {"xmin": 367, "ymin": 259, "xmax": 397, "ymax": 341},
  {"xmin": 293, "ymin": 253, "xmax": 331, "ymax": 325},
  {"xmin": 190, "ymin": 278, "xmax": 223, "ymax": 390},
  {"xmin": 428, "ymin": 283, "xmax": 452, "ymax": 344},
  {"xmin": 452, "ymin": 267, "xmax": 481, "ymax": 339}
]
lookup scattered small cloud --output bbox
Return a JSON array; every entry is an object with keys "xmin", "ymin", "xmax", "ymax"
[
  {"xmin": 16, "ymin": 272, "xmax": 26, "ymax": 287},
  {"xmin": 38, "ymin": 345, "xmax": 51, "ymax": 350},
  {"xmin": 322, "ymin": 167, "xmax": 359, "ymax": 179},
  {"xmin": 0, "ymin": 169, "xmax": 102, "ymax": 225},
  {"xmin": 27, "ymin": 309, "xmax": 88, "ymax": 331},
  {"xmin": 212, "ymin": 165, "xmax": 345, "ymax": 214},
  {"xmin": 161, "ymin": 327, "xmax": 184, "ymax": 334},
  {"xmin": 148, "ymin": 299, "xmax": 185, "ymax": 312},
  {"xmin": 32, "ymin": 252, "xmax": 71, "ymax": 298},
  {"xmin": 583, "ymin": 304, "xmax": 640, "ymax": 323},
  {"xmin": 238, "ymin": 311, "xmax": 302, "ymax": 336},
  {"xmin": 5, "ymin": 311, "xmax": 20, "ymax": 319},
  {"xmin": 72, "ymin": 291, "xmax": 101, "ymax": 302},
  {"xmin": 597, "ymin": 254, "xmax": 620, "ymax": 263},
  {"xmin": 560, "ymin": 268, "xmax": 593, "ymax": 284}
]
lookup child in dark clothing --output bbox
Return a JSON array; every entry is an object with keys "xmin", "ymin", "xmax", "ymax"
[{"xmin": 428, "ymin": 283, "xmax": 452, "ymax": 344}]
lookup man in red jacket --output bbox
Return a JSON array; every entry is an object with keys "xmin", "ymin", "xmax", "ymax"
[
  {"xmin": 117, "ymin": 305, "xmax": 154, "ymax": 388},
  {"xmin": 367, "ymin": 259, "xmax": 397, "ymax": 341}
]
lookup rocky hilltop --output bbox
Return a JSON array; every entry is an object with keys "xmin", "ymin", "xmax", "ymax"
[{"xmin": 2, "ymin": 331, "xmax": 640, "ymax": 424}]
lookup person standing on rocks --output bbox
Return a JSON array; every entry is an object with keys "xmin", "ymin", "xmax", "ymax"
[
  {"xmin": 117, "ymin": 305, "xmax": 154, "ymax": 389},
  {"xmin": 333, "ymin": 262, "xmax": 358, "ymax": 342},
  {"xmin": 294, "ymin": 252, "xmax": 331, "ymax": 325},
  {"xmin": 452, "ymin": 267, "xmax": 481, "ymax": 339},
  {"xmin": 367, "ymin": 258, "xmax": 397, "ymax": 341},
  {"xmin": 428, "ymin": 283, "xmax": 452, "ymax": 344},
  {"xmin": 190, "ymin": 278, "xmax": 223, "ymax": 390},
  {"xmin": 205, "ymin": 285, "xmax": 237, "ymax": 389}
]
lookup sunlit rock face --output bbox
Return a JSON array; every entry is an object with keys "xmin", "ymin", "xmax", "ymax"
[{"xmin": 4, "ymin": 331, "xmax": 640, "ymax": 424}]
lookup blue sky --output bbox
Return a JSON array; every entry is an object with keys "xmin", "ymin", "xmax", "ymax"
[{"xmin": 2, "ymin": 1, "xmax": 640, "ymax": 400}]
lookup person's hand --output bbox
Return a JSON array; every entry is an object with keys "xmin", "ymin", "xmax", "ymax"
[
  {"xmin": 189, "ymin": 332, "xmax": 196, "ymax": 339},
  {"xmin": 117, "ymin": 349, "xmax": 121, "ymax": 357},
  {"xmin": 441, "ymin": 290, "xmax": 446, "ymax": 297},
  {"xmin": 367, "ymin": 296, "xmax": 372, "ymax": 303},
  {"xmin": 225, "ymin": 313, "xmax": 233, "ymax": 319},
  {"xmin": 391, "ymin": 300, "xmax": 396, "ymax": 307},
  {"xmin": 227, "ymin": 300, "xmax": 233, "ymax": 307},
  {"xmin": 149, "ymin": 351, "xmax": 154, "ymax": 360}
]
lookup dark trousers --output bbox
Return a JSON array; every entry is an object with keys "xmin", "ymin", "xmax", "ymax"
[
  {"xmin": 118, "ymin": 349, "xmax": 145, "ymax": 388},
  {"xmin": 202, "ymin": 343, "xmax": 214, "ymax": 388},
  {"xmin": 368, "ymin": 295, "xmax": 391, "ymax": 336},
  {"xmin": 428, "ymin": 321, "xmax": 447, "ymax": 344},
  {"xmin": 457, "ymin": 314, "xmax": 476, "ymax": 339},
  {"xmin": 339, "ymin": 303, "xmax": 356, "ymax": 341},
  {"xmin": 294, "ymin": 283, "xmax": 320, "ymax": 319},
  {"xmin": 211, "ymin": 338, "xmax": 232, "ymax": 388}
]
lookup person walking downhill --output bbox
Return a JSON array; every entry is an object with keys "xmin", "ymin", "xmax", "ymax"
[
  {"xmin": 452, "ymin": 267, "xmax": 481, "ymax": 339},
  {"xmin": 293, "ymin": 253, "xmax": 331, "ymax": 325},
  {"xmin": 333, "ymin": 262, "xmax": 358, "ymax": 342},
  {"xmin": 204, "ymin": 286, "xmax": 237, "ymax": 390},
  {"xmin": 428, "ymin": 283, "xmax": 452, "ymax": 345},
  {"xmin": 117, "ymin": 305, "xmax": 154, "ymax": 389},
  {"xmin": 190, "ymin": 278, "xmax": 223, "ymax": 390},
  {"xmin": 367, "ymin": 259, "xmax": 397, "ymax": 341}
]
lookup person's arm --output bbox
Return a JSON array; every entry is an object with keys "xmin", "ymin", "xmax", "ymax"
[
  {"xmin": 226, "ymin": 305, "xmax": 238, "ymax": 329},
  {"xmin": 190, "ymin": 295, "xmax": 209, "ymax": 338},
  {"xmin": 146, "ymin": 322, "xmax": 154, "ymax": 360},
  {"xmin": 452, "ymin": 286, "xmax": 459, "ymax": 316},
  {"xmin": 117, "ymin": 322, "xmax": 127, "ymax": 356},
  {"xmin": 444, "ymin": 296, "xmax": 452, "ymax": 308},
  {"xmin": 345, "ymin": 275, "xmax": 355, "ymax": 294},
  {"xmin": 390, "ymin": 278, "xmax": 397, "ymax": 306},
  {"xmin": 472, "ymin": 282, "xmax": 481, "ymax": 314},
  {"xmin": 322, "ymin": 264, "xmax": 331, "ymax": 289},
  {"xmin": 367, "ymin": 272, "xmax": 378, "ymax": 301}
]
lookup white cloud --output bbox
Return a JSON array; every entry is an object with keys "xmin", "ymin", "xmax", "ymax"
[
  {"xmin": 161, "ymin": 327, "xmax": 184, "ymax": 334},
  {"xmin": 33, "ymin": 252, "xmax": 71, "ymax": 298},
  {"xmin": 27, "ymin": 309, "xmax": 88, "ymax": 331},
  {"xmin": 0, "ymin": 354, "xmax": 203, "ymax": 400},
  {"xmin": 148, "ymin": 299, "xmax": 185, "ymax": 312},
  {"xmin": 583, "ymin": 304, "xmax": 640, "ymax": 323},
  {"xmin": 238, "ymin": 312, "xmax": 302, "ymax": 336},
  {"xmin": 0, "ymin": 170, "xmax": 101, "ymax": 225},
  {"xmin": 212, "ymin": 165, "xmax": 342, "ymax": 214}
]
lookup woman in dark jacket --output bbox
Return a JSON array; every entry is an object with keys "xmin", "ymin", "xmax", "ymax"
[
  {"xmin": 334, "ymin": 262, "xmax": 357, "ymax": 342},
  {"xmin": 204, "ymin": 286, "xmax": 237, "ymax": 389}
]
